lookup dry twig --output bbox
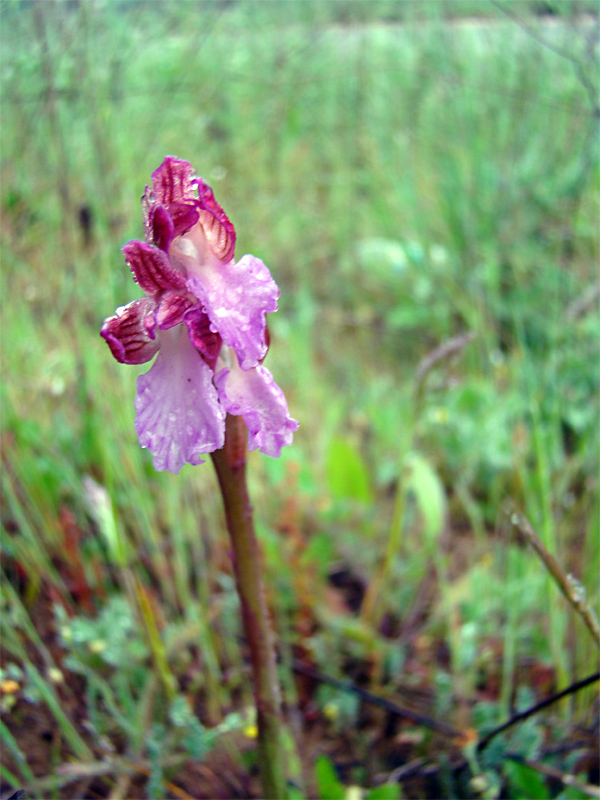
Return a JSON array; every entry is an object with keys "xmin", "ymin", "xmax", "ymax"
[
  {"xmin": 293, "ymin": 660, "xmax": 462, "ymax": 737},
  {"xmin": 477, "ymin": 671, "xmax": 600, "ymax": 752},
  {"xmin": 507, "ymin": 505, "xmax": 600, "ymax": 647}
]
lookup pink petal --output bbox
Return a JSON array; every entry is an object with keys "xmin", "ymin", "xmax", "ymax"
[
  {"xmin": 101, "ymin": 298, "xmax": 158, "ymax": 364},
  {"xmin": 134, "ymin": 326, "xmax": 225, "ymax": 474},
  {"xmin": 147, "ymin": 203, "xmax": 200, "ymax": 252},
  {"xmin": 155, "ymin": 290, "xmax": 195, "ymax": 330},
  {"xmin": 195, "ymin": 178, "xmax": 236, "ymax": 262},
  {"xmin": 169, "ymin": 202, "xmax": 200, "ymax": 239},
  {"xmin": 185, "ymin": 254, "xmax": 279, "ymax": 371},
  {"xmin": 148, "ymin": 204, "xmax": 175, "ymax": 251},
  {"xmin": 184, "ymin": 306, "xmax": 222, "ymax": 371},
  {"xmin": 123, "ymin": 240, "xmax": 186, "ymax": 295},
  {"xmin": 215, "ymin": 362, "xmax": 298, "ymax": 458},
  {"xmin": 151, "ymin": 156, "xmax": 197, "ymax": 204}
]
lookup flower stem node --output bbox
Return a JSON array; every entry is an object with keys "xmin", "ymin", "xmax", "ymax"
[{"xmin": 101, "ymin": 156, "xmax": 298, "ymax": 473}]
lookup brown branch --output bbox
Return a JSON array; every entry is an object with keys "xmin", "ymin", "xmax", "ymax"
[
  {"xmin": 211, "ymin": 415, "xmax": 288, "ymax": 800},
  {"xmin": 565, "ymin": 280, "xmax": 600, "ymax": 322},
  {"xmin": 414, "ymin": 331, "xmax": 476, "ymax": 389},
  {"xmin": 477, "ymin": 671, "xmax": 600, "ymax": 752},
  {"xmin": 507, "ymin": 505, "xmax": 600, "ymax": 647},
  {"xmin": 292, "ymin": 660, "xmax": 462, "ymax": 738}
]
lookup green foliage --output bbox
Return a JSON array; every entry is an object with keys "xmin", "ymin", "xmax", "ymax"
[
  {"xmin": 314, "ymin": 755, "xmax": 346, "ymax": 800},
  {"xmin": 365, "ymin": 784, "xmax": 402, "ymax": 800},
  {"xmin": 55, "ymin": 597, "xmax": 148, "ymax": 671},
  {"xmin": 0, "ymin": 719, "xmax": 36, "ymax": 786},
  {"xmin": 314, "ymin": 755, "xmax": 402, "ymax": 800},
  {"xmin": 464, "ymin": 685, "xmax": 578, "ymax": 800},
  {"xmin": 146, "ymin": 724, "xmax": 167, "ymax": 800},
  {"xmin": 1, "ymin": 0, "xmax": 598, "ymax": 794},
  {"xmin": 326, "ymin": 436, "xmax": 373, "ymax": 504},
  {"xmin": 169, "ymin": 694, "xmax": 213, "ymax": 761},
  {"xmin": 404, "ymin": 452, "xmax": 447, "ymax": 545},
  {"xmin": 503, "ymin": 760, "xmax": 550, "ymax": 800}
]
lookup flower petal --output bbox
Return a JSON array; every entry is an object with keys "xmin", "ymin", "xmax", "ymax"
[
  {"xmin": 169, "ymin": 202, "xmax": 200, "ymax": 239},
  {"xmin": 184, "ymin": 306, "xmax": 222, "ymax": 371},
  {"xmin": 215, "ymin": 362, "xmax": 298, "ymax": 458},
  {"xmin": 134, "ymin": 326, "xmax": 225, "ymax": 474},
  {"xmin": 195, "ymin": 178, "xmax": 236, "ymax": 263},
  {"xmin": 186, "ymin": 254, "xmax": 279, "ymax": 370},
  {"xmin": 155, "ymin": 290, "xmax": 196, "ymax": 330},
  {"xmin": 101, "ymin": 298, "xmax": 158, "ymax": 364},
  {"xmin": 147, "ymin": 202, "xmax": 200, "ymax": 252},
  {"xmin": 123, "ymin": 240, "xmax": 186, "ymax": 295},
  {"xmin": 151, "ymin": 156, "xmax": 197, "ymax": 204},
  {"xmin": 148, "ymin": 204, "xmax": 174, "ymax": 251}
]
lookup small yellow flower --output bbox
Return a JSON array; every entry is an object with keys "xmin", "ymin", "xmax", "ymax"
[
  {"xmin": 1, "ymin": 695, "xmax": 17, "ymax": 712},
  {"xmin": 0, "ymin": 679, "xmax": 20, "ymax": 694},
  {"xmin": 48, "ymin": 668, "xmax": 64, "ymax": 684},
  {"xmin": 244, "ymin": 723, "xmax": 258, "ymax": 739},
  {"xmin": 431, "ymin": 407, "xmax": 449, "ymax": 425}
]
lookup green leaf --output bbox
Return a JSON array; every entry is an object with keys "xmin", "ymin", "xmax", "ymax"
[
  {"xmin": 314, "ymin": 755, "xmax": 346, "ymax": 800},
  {"xmin": 504, "ymin": 760, "xmax": 550, "ymax": 800},
  {"xmin": 557, "ymin": 784, "xmax": 594, "ymax": 800},
  {"xmin": 356, "ymin": 237, "xmax": 409, "ymax": 275},
  {"xmin": 326, "ymin": 437, "xmax": 373, "ymax": 504},
  {"xmin": 365, "ymin": 783, "xmax": 402, "ymax": 799},
  {"xmin": 404, "ymin": 453, "xmax": 446, "ymax": 544},
  {"xmin": 83, "ymin": 476, "xmax": 128, "ymax": 567}
]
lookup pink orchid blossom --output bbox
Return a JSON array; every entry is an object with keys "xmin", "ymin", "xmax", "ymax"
[{"xmin": 101, "ymin": 157, "xmax": 298, "ymax": 474}]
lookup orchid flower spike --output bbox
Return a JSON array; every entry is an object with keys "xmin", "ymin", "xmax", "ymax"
[{"xmin": 101, "ymin": 157, "xmax": 298, "ymax": 474}]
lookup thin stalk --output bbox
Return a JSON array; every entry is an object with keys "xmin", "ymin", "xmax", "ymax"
[
  {"xmin": 508, "ymin": 506, "xmax": 600, "ymax": 648},
  {"xmin": 360, "ymin": 471, "xmax": 409, "ymax": 628},
  {"xmin": 211, "ymin": 415, "xmax": 288, "ymax": 800},
  {"xmin": 123, "ymin": 569, "xmax": 177, "ymax": 703}
]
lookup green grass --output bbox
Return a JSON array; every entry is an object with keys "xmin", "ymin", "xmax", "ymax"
[{"xmin": 1, "ymin": 0, "xmax": 598, "ymax": 796}]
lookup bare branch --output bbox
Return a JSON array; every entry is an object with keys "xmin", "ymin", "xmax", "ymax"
[
  {"xmin": 477, "ymin": 671, "xmax": 600, "ymax": 752},
  {"xmin": 507, "ymin": 505, "xmax": 600, "ymax": 647}
]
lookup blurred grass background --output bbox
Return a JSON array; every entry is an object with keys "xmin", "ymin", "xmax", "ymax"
[{"xmin": 1, "ymin": 0, "xmax": 599, "ymax": 797}]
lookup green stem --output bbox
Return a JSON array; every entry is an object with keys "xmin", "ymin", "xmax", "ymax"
[{"xmin": 211, "ymin": 415, "xmax": 288, "ymax": 800}]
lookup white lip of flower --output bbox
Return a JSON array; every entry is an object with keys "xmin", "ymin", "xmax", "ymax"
[
  {"xmin": 217, "ymin": 346, "xmax": 234, "ymax": 372},
  {"xmin": 172, "ymin": 236, "xmax": 197, "ymax": 260}
]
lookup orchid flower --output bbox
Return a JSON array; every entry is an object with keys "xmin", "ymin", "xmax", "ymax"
[{"xmin": 101, "ymin": 157, "xmax": 298, "ymax": 474}]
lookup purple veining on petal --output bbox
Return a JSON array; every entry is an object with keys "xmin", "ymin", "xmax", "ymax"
[
  {"xmin": 149, "ymin": 204, "xmax": 175, "ymax": 251},
  {"xmin": 184, "ymin": 306, "xmax": 222, "ymax": 371},
  {"xmin": 101, "ymin": 297, "xmax": 159, "ymax": 365},
  {"xmin": 103, "ymin": 156, "xmax": 297, "ymax": 472},
  {"xmin": 147, "ymin": 202, "xmax": 199, "ymax": 252},
  {"xmin": 151, "ymin": 156, "xmax": 197, "ymax": 205},
  {"xmin": 155, "ymin": 290, "xmax": 195, "ymax": 330},
  {"xmin": 134, "ymin": 326, "xmax": 225, "ymax": 474},
  {"xmin": 215, "ymin": 362, "xmax": 298, "ymax": 458},
  {"xmin": 168, "ymin": 202, "xmax": 200, "ymax": 239},
  {"xmin": 186, "ymin": 254, "xmax": 279, "ymax": 370},
  {"xmin": 123, "ymin": 240, "xmax": 187, "ymax": 295},
  {"xmin": 196, "ymin": 177, "xmax": 236, "ymax": 262}
]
